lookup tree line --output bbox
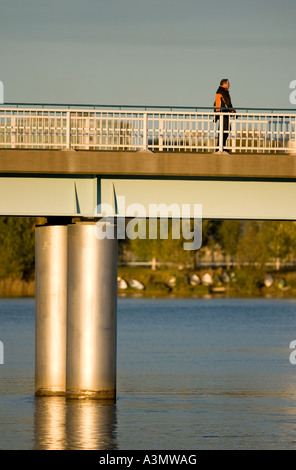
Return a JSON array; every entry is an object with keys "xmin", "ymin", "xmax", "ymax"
[
  {"xmin": 0, "ymin": 218, "xmax": 296, "ymax": 281},
  {"xmin": 129, "ymin": 219, "xmax": 296, "ymax": 274}
]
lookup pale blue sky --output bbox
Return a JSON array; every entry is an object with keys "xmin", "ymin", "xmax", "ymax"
[{"xmin": 0, "ymin": 0, "xmax": 295, "ymax": 108}]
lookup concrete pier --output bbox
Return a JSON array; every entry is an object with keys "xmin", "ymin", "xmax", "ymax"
[
  {"xmin": 66, "ymin": 222, "xmax": 117, "ymax": 400},
  {"xmin": 35, "ymin": 225, "xmax": 68, "ymax": 396}
]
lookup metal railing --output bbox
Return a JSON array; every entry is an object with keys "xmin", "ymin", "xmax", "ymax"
[{"xmin": 0, "ymin": 104, "xmax": 296, "ymax": 153}]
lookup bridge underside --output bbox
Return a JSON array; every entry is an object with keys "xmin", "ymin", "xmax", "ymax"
[{"xmin": 1, "ymin": 149, "xmax": 296, "ymax": 219}]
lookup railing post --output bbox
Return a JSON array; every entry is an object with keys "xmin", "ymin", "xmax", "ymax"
[
  {"xmin": 159, "ymin": 118, "xmax": 164, "ymax": 152},
  {"xmin": 86, "ymin": 116, "xmax": 90, "ymax": 150},
  {"xmin": 219, "ymin": 113, "xmax": 223, "ymax": 152},
  {"xmin": 11, "ymin": 115, "xmax": 16, "ymax": 149},
  {"xmin": 66, "ymin": 110, "xmax": 71, "ymax": 150},
  {"xmin": 231, "ymin": 120, "xmax": 236, "ymax": 152},
  {"xmin": 143, "ymin": 112, "xmax": 148, "ymax": 151}
]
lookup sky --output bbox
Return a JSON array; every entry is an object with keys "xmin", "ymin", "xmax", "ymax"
[{"xmin": 0, "ymin": 0, "xmax": 295, "ymax": 109}]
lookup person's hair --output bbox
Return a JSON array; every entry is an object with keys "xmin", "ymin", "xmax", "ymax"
[{"xmin": 220, "ymin": 79, "xmax": 229, "ymax": 86}]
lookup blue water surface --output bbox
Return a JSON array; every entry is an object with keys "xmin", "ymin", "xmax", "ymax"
[{"xmin": 0, "ymin": 297, "xmax": 296, "ymax": 450}]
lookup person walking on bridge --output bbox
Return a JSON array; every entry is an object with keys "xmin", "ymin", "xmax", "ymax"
[{"xmin": 214, "ymin": 79, "xmax": 235, "ymax": 153}]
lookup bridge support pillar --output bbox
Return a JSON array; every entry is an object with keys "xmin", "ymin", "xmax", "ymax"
[
  {"xmin": 66, "ymin": 222, "xmax": 117, "ymax": 400},
  {"xmin": 35, "ymin": 224, "xmax": 68, "ymax": 396}
]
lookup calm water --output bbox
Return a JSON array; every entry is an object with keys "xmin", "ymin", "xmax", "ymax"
[{"xmin": 0, "ymin": 296, "xmax": 296, "ymax": 450}]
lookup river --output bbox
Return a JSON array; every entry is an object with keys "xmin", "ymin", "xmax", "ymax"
[{"xmin": 0, "ymin": 297, "xmax": 296, "ymax": 450}]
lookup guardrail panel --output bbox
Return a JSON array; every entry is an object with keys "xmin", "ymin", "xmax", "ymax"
[{"xmin": 0, "ymin": 107, "xmax": 296, "ymax": 153}]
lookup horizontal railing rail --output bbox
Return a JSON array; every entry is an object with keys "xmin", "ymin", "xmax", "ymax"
[
  {"xmin": 0, "ymin": 105, "xmax": 295, "ymax": 153},
  {"xmin": 2, "ymin": 103, "xmax": 296, "ymax": 112}
]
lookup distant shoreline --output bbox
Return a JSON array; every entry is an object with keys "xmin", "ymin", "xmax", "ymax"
[
  {"xmin": 0, "ymin": 278, "xmax": 35, "ymax": 298},
  {"xmin": 116, "ymin": 266, "xmax": 296, "ymax": 300},
  {"xmin": 1, "ymin": 266, "xmax": 296, "ymax": 299}
]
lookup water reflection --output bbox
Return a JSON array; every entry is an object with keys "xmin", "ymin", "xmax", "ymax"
[
  {"xmin": 65, "ymin": 399, "xmax": 118, "ymax": 450},
  {"xmin": 34, "ymin": 397, "xmax": 66, "ymax": 450},
  {"xmin": 34, "ymin": 397, "xmax": 117, "ymax": 450}
]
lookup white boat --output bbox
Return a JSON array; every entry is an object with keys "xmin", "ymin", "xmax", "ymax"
[
  {"xmin": 129, "ymin": 279, "xmax": 145, "ymax": 290},
  {"xmin": 117, "ymin": 277, "xmax": 128, "ymax": 289},
  {"xmin": 201, "ymin": 273, "xmax": 213, "ymax": 286},
  {"xmin": 190, "ymin": 274, "xmax": 200, "ymax": 286}
]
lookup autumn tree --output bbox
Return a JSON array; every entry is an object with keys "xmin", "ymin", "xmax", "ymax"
[
  {"xmin": 236, "ymin": 221, "xmax": 269, "ymax": 272},
  {"xmin": 218, "ymin": 220, "xmax": 242, "ymax": 268},
  {"xmin": 130, "ymin": 218, "xmax": 200, "ymax": 269},
  {"xmin": 261, "ymin": 221, "xmax": 296, "ymax": 270},
  {"xmin": 0, "ymin": 217, "xmax": 36, "ymax": 280}
]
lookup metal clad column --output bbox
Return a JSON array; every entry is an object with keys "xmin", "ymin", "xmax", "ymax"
[
  {"xmin": 35, "ymin": 225, "xmax": 68, "ymax": 396},
  {"xmin": 66, "ymin": 222, "xmax": 117, "ymax": 400}
]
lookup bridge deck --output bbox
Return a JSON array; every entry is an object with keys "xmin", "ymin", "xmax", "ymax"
[
  {"xmin": 0, "ymin": 149, "xmax": 296, "ymax": 180},
  {"xmin": 1, "ymin": 149, "xmax": 296, "ymax": 220}
]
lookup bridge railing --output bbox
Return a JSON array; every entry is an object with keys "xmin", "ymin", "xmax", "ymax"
[{"xmin": 0, "ymin": 105, "xmax": 295, "ymax": 153}]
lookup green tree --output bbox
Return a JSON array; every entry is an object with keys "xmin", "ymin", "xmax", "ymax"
[
  {"xmin": 130, "ymin": 218, "xmax": 198, "ymax": 269},
  {"xmin": 218, "ymin": 220, "xmax": 242, "ymax": 268},
  {"xmin": 262, "ymin": 221, "xmax": 296, "ymax": 270},
  {"xmin": 0, "ymin": 217, "xmax": 36, "ymax": 280},
  {"xmin": 236, "ymin": 221, "xmax": 269, "ymax": 273}
]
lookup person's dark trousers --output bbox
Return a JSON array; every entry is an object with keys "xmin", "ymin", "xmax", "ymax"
[{"xmin": 216, "ymin": 114, "xmax": 230, "ymax": 150}]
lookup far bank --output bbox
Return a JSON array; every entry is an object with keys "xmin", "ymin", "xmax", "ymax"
[{"xmin": 1, "ymin": 266, "xmax": 296, "ymax": 299}]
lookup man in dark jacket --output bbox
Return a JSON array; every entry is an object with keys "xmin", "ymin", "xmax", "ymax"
[{"xmin": 214, "ymin": 79, "xmax": 235, "ymax": 153}]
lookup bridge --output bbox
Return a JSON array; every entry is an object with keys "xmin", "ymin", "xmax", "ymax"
[
  {"xmin": 1, "ymin": 103, "xmax": 296, "ymax": 401},
  {"xmin": 1, "ymin": 104, "xmax": 296, "ymax": 219}
]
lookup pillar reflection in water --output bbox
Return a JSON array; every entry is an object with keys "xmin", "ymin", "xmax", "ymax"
[
  {"xmin": 34, "ymin": 397, "xmax": 117, "ymax": 450},
  {"xmin": 34, "ymin": 397, "xmax": 67, "ymax": 450},
  {"xmin": 66, "ymin": 400, "xmax": 118, "ymax": 450}
]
